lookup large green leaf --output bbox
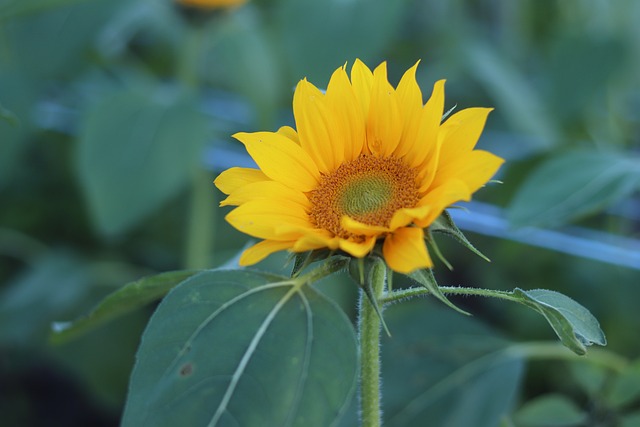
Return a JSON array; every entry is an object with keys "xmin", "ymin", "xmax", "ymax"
[
  {"xmin": 378, "ymin": 300, "xmax": 524, "ymax": 427},
  {"xmin": 122, "ymin": 269, "xmax": 358, "ymax": 427},
  {"xmin": 508, "ymin": 150, "xmax": 640, "ymax": 227},
  {"xmin": 512, "ymin": 289, "xmax": 606, "ymax": 355},
  {"xmin": 50, "ymin": 270, "xmax": 199, "ymax": 344},
  {"xmin": 77, "ymin": 87, "xmax": 210, "ymax": 236}
]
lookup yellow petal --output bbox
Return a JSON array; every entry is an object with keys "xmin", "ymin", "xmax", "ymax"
[
  {"xmin": 414, "ymin": 180, "xmax": 470, "ymax": 228},
  {"xmin": 293, "ymin": 79, "xmax": 343, "ymax": 173},
  {"xmin": 383, "ymin": 227, "xmax": 433, "ymax": 273},
  {"xmin": 408, "ymin": 79, "xmax": 446, "ymax": 169},
  {"xmin": 233, "ymin": 131, "xmax": 320, "ymax": 192},
  {"xmin": 350, "ymin": 59, "xmax": 374, "ymax": 119},
  {"xmin": 220, "ymin": 180, "xmax": 310, "ymax": 209},
  {"xmin": 341, "ymin": 216, "xmax": 390, "ymax": 236},
  {"xmin": 438, "ymin": 107, "xmax": 493, "ymax": 165},
  {"xmin": 339, "ymin": 236, "xmax": 376, "ymax": 258},
  {"xmin": 367, "ymin": 62, "xmax": 403, "ymax": 156},
  {"xmin": 394, "ymin": 61, "xmax": 423, "ymax": 158},
  {"xmin": 225, "ymin": 199, "xmax": 312, "ymax": 240},
  {"xmin": 239, "ymin": 240, "xmax": 294, "ymax": 266},
  {"xmin": 292, "ymin": 230, "xmax": 340, "ymax": 252},
  {"xmin": 388, "ymin": 205, "xmax": 431, "ymax": 230},
  {"xmin": 277, "ymin": 125, "xmax": 300, "ymax": 145},
  {"xmin": 432, "ymin": 150, "xmax": 504, "ymax": 194},
  {"xmin": 325, "ymin": 65, "xmax": 366, "ymax": 161},
  {"xmin": 214, "ymin": 167, "xmax": 268, "ymax": 195}
]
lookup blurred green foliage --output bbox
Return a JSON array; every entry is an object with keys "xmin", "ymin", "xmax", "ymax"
[{"xmin": 1, "ymin": 0, "xmax": 639, "ymax": 425}]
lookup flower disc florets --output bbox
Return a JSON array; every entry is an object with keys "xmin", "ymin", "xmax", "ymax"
[
  {"xmin": 215, "ymin": 59, "xmax": 504, "ymax": 273},
  {"xmin": 309, "ymin": 154, "xmax": 420, "ymax": 241}
]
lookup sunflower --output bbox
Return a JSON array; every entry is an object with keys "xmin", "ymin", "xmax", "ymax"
[{"xmin": 215, "ymin": 60, "xmax": 504, "ymax": 274}]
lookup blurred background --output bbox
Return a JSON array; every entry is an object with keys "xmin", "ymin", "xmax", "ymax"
[{"xmin": 1, "ymin": 0, "xmax": 639, "ymax": 426}]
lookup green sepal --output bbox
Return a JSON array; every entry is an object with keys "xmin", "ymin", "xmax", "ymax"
[
  {"xmin": 512, "ymin": 288, "xmax": 606, "ymax": 355},
  {"xmin": 348, "ymin": 257, "xmax": 391, "ymax": 337},
  {"xmin": 430, "ymin": 210, "xmax": 490, "ymax": 262},
  {"xmin": 50, "ymin": 269, "xmax": 200, "ymax": 344},
  {"xmin": 425, "ymin": 230, "xmax": 454, "ymax": 270},
  {"xmin": 289, "ymin": 249, "xmax": 333, "ymax": 278},
  {"xmin": 408, "ymin": 269, "xmax": 470, "ymax": 316}
]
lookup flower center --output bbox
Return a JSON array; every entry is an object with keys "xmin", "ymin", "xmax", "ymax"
[{"xmin": 308, "ymin": 154, "xmax": 420, "ymax": 240}]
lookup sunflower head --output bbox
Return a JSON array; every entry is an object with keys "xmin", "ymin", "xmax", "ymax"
[{"xmin": 215, "ymin": 60, "xmax": 504, "ymax": 274}]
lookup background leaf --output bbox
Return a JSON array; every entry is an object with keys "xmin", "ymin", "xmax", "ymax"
[
  {"xmin": 546, "ymin": 36, "xmax": 627, "ymax": 122},
  {"xmin": 50, "ymin": 269, "xmax": 199, "ymax": 344},
  {"xmin": 0, "ymin": 252, "xmax": 92, "ymax": 345},
  {"xmin": 77, "ymin": 87, "xmax": 210, "ymax": 236},
  {"xmin": 377, "ymin": 300, "xmax": 524, "ymax": 427},
  {"xmin": 607, "ymin": 359, "xmax": 640, "ymax": 409},
  {"xmin": 508, "ymin": 150, "xmax": 640, "ymax": 227},
  {"xmin": 514, "ymin": 394, "xmax": 587, "ymax": 427},
  {"xmin": 2, "ymin": 0, "xmax": 123, "ymax": 79},
  {"xmin": 122, "ymin": 269, "xmax": 358, "ymax": 427},
  {"xmin": 273, "ymin": 0, "xmax": 405, "ymax": 85}
]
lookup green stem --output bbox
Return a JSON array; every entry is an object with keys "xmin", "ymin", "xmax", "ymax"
[
  {"xmin": 379, "ymin": 285, "xmax": 520, "ymax": 306},
  {"xmin": 185, "ymin": 169, "xmax": 216, "ymax": 269},
  {"xmin": 178, "ymin": 24, "xmax": 214, "ymax": 270},
  {"xmin": 359, "ymin": 259, "xmax": 386, "ymax": 427}
]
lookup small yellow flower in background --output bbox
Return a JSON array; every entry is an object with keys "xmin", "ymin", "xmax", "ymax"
[
  {"xmin": 215, "ymin": 60, "xmax": 504, "ymax": 274},
  {"xmin": 176, "ymin": 0, "xmax": 246, "ymax": 9}
]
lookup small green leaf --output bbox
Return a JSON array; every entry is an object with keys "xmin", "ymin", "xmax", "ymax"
[
  {"xmin": 50, "ymin": 270, "xmax": 199, "ymax": 344},
  {"xmin": 430, "ymin": 210, "xmax": 490, "ymax": 262},
  {"xmin": 122, "ymin": 269, "xmax": 358, "ymax": 427},
  {"xmin": 408, "ymin": 268, "xmax": 470, "ymax": 316},
  {"xmin": 514, "ymin": 394, "xmax": 587, "ymax": 427},
  {"xmin": 513, "ymin": 289, "xmax": 606, "ymax": 355},
  {"xmin": 508, "ymin": 150, "xmax": 640, "ymax": 227}
]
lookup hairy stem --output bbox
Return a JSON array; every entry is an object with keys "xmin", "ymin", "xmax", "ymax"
[
  {"xmin": 379, "ymin": 285, "xmax": 521, "ymax": 306},
  {"xmin": 359, "ymin": 259, "xmax": 386, "ymax": 427}
]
